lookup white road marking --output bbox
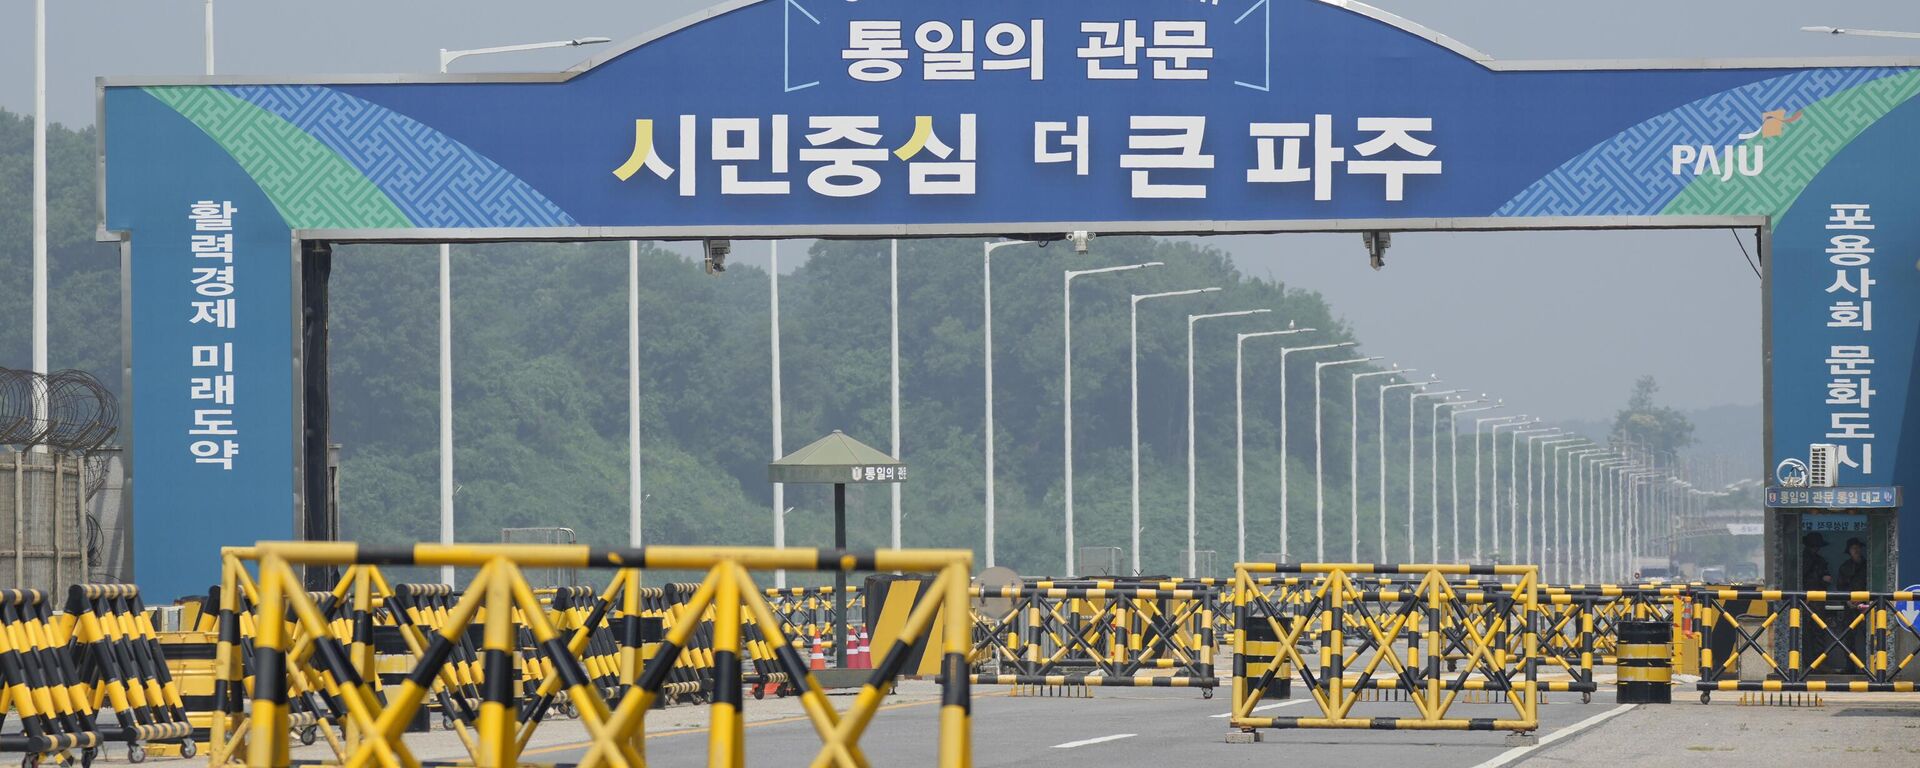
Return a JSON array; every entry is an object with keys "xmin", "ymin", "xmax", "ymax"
[
  {"xmin": 1051, "ymin": 734, "xmax": 1137, "ymax": 749},
  {"xmin": 1210, "ymin": 699, "xmax": 1311, "ymax": 718},
  {"xmin": 1468, "ymin": 704, "xmax": 1637, "ymax": 768}
]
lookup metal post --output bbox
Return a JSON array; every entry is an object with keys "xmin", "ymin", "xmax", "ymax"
[
  {"xmin": 1235, "ymin": 329, "xmax": 1310, "ymax": 566},
  {"xmin": 1064, "ymin": 262, "xmax": 1160, "ymax": 576},
  {"xmin": 771, "ymin": 243, "xmax": 785, "ymax": 587},
  {"xmin": 629, "ymin": 241, "xmax": 642, "ymax": 548},
  {"xmin": 983, "ymin": 243, "xmax": 996, "ymax": 569},
  {"xmin": 1350, "ymin": 369, "xmax": 1410, "ymax": 562},
  {"xmin": 1378, "ymin": 381, "xmax": 1429, "ymax": 561},
  {"xmin": 1188, "ymin": 309, "xmax": 1267, "ymax": 576},
  {"xmin": 1315, "ymin": 357, "xmax": 1375, "ymax": 562},
  {"xmin": 890, "ymin": 240, "xmax": 901, "ymax": 550},
  {"xmin": 1280, "ymin": 342, "xmax": 1353, "ymax": 559},
  {"xmin": 32, "ymin": 0, "xmax": 47, "ymax": 439},
  {"xmin": 203, "ymin": 0, "xmax": 215, "ymax": 75},
  {"xmin": 438, "ymin": 241, "xmax": 453, "ymax": 586}
]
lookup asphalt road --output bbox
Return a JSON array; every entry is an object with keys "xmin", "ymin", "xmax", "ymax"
[{"xmin": 518, "ymin": 686, "xmax": 1632, "ymax": 767}]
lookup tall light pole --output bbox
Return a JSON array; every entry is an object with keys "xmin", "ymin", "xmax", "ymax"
[
  {"xmin": 1565, "ymin": 448, "xmax": 1607, "ymax": 582},
  {"xmin": 1585, "ymin": 457, "xmax": 1625, "ymax": 582},
  {"xmin": 1132, "ymin": 288, "xmax": 1220, "ymax": 573},
  {"xmin": 1351, "ymin": 368, "xmax": 1413, "ymax": 561},
  {"xmin": 1448, "ymin": 403, "xmax": 1501, "ymax": 563},
  {"xmin": 1473, "ymin": 414, "xmax": 1525, "ymax": 563},
  {"xmin": 982, "ymin": 239, "xmax": 1035, "ymax": 569},
  {"xmin": 1546, "ymin": 439, "xmax": 1591, "ymax": 580},
  {"xmin": 1377, "ymin": 379, "xmax": 1433, "ymax": 561},
  {"xmin": 1277, "ymin": 342, "xmax": 1355, "ymax": 559},
  {"xmin": 1430, "ymin": 398, "xmax": 1484, "ymax": 561},
  {"xmin": 1523, "ymin": 431, "xmax": 1571, "ymax": 565},
  {"xmin": 1489, "ymin": 418, "xmax": 1539, "ymax": 562},
  {"xmin": 434, "ymin": 35, "xmax": 611, "ymax": 586},
  {"xmin": 1406, "ymin": 390, "xmax": 1464, "ymax": 561},
  {"xmin": 628, "ymin": 241, "xmax": 642, "ymax": 548},
  {"xmin": 1509, "ymin": 426, "xmax": 1557, "ymax": 566},
  {"xmin": 32, "ymin": 0, "xmax": 47, "ymax": 431},
  {"xmin": 770, "ymin": 243, "xmax": 786, "ymax": 587},
  {"xmin": 1187, "ymin": 309, "xmax": 1271, "ymax": 575},
  {"xmin": 1064, "ymin": 261, "xmax": 1163, "ymax": 575},
  {"xmin": 1314, "ymin": 356, "xmax": 1380, "ymax": 561},
  {"xmin": 1236, "ymin": 329, "xmax": 1315, "ymax": 564},
  {"xmin": 889, "ymin": 240, "xmax": 902, "ymax": 549},
  {"xmin": 203, "ymin": 0, "xmax": 215, "ymax": 74}
]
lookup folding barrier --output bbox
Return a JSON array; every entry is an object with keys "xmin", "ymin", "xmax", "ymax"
[
  {"xmin": 61, "ymin": 584, "xmax": 197, "ymax": 761},
  {"xmin": 1229, "ymin": 563, "xmax": 1542, "ymax": 736},
  {"xmin": 966, "ymin": 584, "xmax": 1218, "ymax": 694},
  {"xmin": 0, "ymin": 589, "xmax": 102, "ymax": 767},
  {"xmin": 763, "ymin": 587, "xmax": 864, "ymax": 653},
  {"xmin": 1694, "ymin": 588, "xmax": 1920, "ymax": 702},
  {"xmin": 218, "ymin": 542, "xmax": 971, "ymax": 768}
]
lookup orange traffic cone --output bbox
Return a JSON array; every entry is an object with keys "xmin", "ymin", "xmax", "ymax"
[
  {"xmin": 809, "ymin": 638, "xmax": 827, "ymax": 671},
  {"xmin": 854, "ymin": 626, "xmax": 873, "ymax": 670}
]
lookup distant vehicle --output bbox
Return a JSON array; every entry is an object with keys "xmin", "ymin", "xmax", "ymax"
[
  {"xmin": 1729, "ymin": 563, "xmax": 1761, "ymax": 583},
  {"xmin": 1699, "ymin": 566, "xmax": 1727, "ymax": 585}
]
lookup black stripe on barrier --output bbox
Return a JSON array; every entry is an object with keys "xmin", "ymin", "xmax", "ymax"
[
  {"xmin": 942, "ymin": 654, "xmax": 970, "ymax": 714},
  {"xmin": 481, "ymin": 650, "xmax": 514, "ymax": 705},
  {"xmin": 543, "ymin": 639, "xmax": 591, "ymax": 690},
  {"xmin": 356, "ymin": 545, "xmax": 418, "ymax": 565},
  {"xmin": 870, "ymin": 640, "xmax": 913, "ymax": 688},
  {"xmin": 712, "ymin": 651, "xmax": 742, "ymax": 708},
  {"xmin": 254, "ymin": 647, "xmax": 290, "ymax": 705},
  {"xmin": 637, "ymin": 640, "xmax": 681, "ymax": 693},
  {"xmin": 408, "ymin": 635, "xmax": 458, "ymax": 687}
]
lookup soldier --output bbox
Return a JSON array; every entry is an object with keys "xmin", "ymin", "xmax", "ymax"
[{"xmin": 1800, "ymin": 532, "xmax": 1833, "ymax": 590}]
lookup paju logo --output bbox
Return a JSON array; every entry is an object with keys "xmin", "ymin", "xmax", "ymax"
[
  {"xmin": 1776, "ymin": 457, "xmax": 1810, "ymax": 488},
  {"xmin": 1670, "ymin": 109, "xmax": 1804, "ymax": 181}
]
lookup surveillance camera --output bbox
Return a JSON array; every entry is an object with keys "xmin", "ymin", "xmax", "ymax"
[
  {"xmin": 703, "ymin": 238, "xmax": 731, "ymax": 274},
  {"xmin": 1069, "ymin": 230, "xmax": 1093, "ymax": 254}
]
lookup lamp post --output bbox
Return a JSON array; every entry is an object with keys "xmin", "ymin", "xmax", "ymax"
[
  {"xmin": 1314, "ymin": 356, "xmax": 1380, "ymax": 561},
  {"xmin": 1429, "ymin": 398, "xmax": 1484, "ymax": 562},
  {"xmin": 890, "ymin": 240, "xmax": 902, "ymax": 549},
  {"xmin": 628, "ymin": 241, "xmax": 642, "ymax": 548},
  {"xmin": 433, "ymin": 35, "xmax": 610, "ymax": 585},
  {"xmin": 1377, "ymin": 379, "xmax": 1433, "ymax": 561},
  {"xmin": 1130, "ymin": 287, "xmax": 1221, "ymax": 574},
  {"xmin": 1525, "ymin": 433, "xmax": 1575, "ymax": 565},
  {"xmin": 203, "ymin": 0, "xmax": 215, "ymax": 74},
  {"xmin": 31, "ymin": 0, "xmax": 46, "ymax": 444},
  {"xmin": 1508, "ymin": 427, "xmax": 1557, "ymax": 566},
  {"xmin": 1565, "ymin": 448, "xmax": 1607, "ymax": 582},
  {"xmin": 771, "ymin": 243, "xmax": 786, "ymax": 587},
  {"xmin": 1448, "ymin": 404, "xmax": 1501, "ymax": 563},
  {"xmin": 1489, "ymin": 419, "xmax": 1539, "ymax": 562},
  {"xmin": 1064, "ymin": 262, "xmax": 1163, "ymax": 575},
  {"xmin": 1188, "ymin": 309, "xmax": 1272, "ymax": 575},
  {"xmin": 1350, "ymin": 368, "xmax": 1413, "ymax": 561},
  {"xmin": 1586, "ymin": 457, "xmax": 1625, "ymax": 582},
  {"xmin": 1473, "ymin": 414, "xmax": 1525, "ymax": 563},
  {"xmin": 982, "ymin": 240, "xmax": 1037, "ymax": 569},
  {"xmin": 1546, "ymin": 439, "xmax": 1592, "ymax": 581},
  {"xmin": 1277, "ymin": 342, "xmax": 1356, "ymax": 559},
  {"xmin": 1236, "ymin": 329, "xmax": 1316, "ymax": 564},
  {"xmin": 1406, "ymin": 389, "xmax": 1464, "ymax": 562}
]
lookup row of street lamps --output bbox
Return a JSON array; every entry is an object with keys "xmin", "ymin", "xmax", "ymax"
[{"xmin": 978, "ymin": 239, "xmax": 1709, "ymax": 581}]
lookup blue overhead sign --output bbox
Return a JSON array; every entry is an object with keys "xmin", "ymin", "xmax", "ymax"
[{"xmin": 97, "ymin": 0, "xmax": 1920, "ymax": 597}]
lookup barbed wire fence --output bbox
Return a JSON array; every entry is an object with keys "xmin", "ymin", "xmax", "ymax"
[{"xmin": 0, "ymin": 367, "xmax": 120, "ymax": 587}]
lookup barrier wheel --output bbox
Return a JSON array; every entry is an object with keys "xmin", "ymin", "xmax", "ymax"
[
  {"xmin": 180, "ymin": 740, "xmax": 198, "ymax": 759},
  {"xmin": 20, "ymin": 752, "xmax": 37, "ymax": 768},
  {"xmin": 753, "ymin": 685, "xmax": 766, "ymax": 701},
  {"xmin": 441, "ymin": 714, "xmax": 456, "ymax": 731},
  {"xmin": 127, "ymin": 744, "xmax": 146, "ymax": 764},
  {"xmin": 1699, "ymin": 691, "xmax": 1711, "ymax": 705},
  {"xmin": 299, "ymin": 725, "xmax": 318, "ymax": 746},
  {"xmin": 1201, "ymin": 688, "xmax": 1215, "ymax": 700},
  {"xmin": 1582, "ymin": 692, "xmax": 1592, "ymax": 704}
]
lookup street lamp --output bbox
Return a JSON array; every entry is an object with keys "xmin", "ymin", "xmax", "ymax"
[
  {"xmin": 1236, "ymin": 329, "xmax": 1316, "ymax": 564},
  {"xmin": 1315, "ymin": 356, "xmax": 1381, "ymax": 561},
  {"xmin": 31, "ymin": 0, "xmax": 46, "ymax": 440},
  {"xmin": 1472, "ymin": 413, "xmax": 1525, "ymax": 563},
  {"xmin": 1801, "ymin": 25, "xmax": 1920, "ymax": 40},
  {"xmin": 1546, "ymin": 439, "xmax": 1593, "ymax": 580},
  {"xmin": 1488, "ymin": 418, "xmax": 1539, "ymax": 562},
  {"xmin": 771, "ymin": 243, "xmax": 786, "ymax": 586},
  {"xmin": 1509, "ymin": 427, "xmax": 1558, "ymax": 565},
  {"xmin": 1278, "ymin": 341, "xmax": 1356, "ymax": 559},
  {"xmin": 1447, "ymin": 403, "xmax": 1501, "ymax": 563},
  {"xmin": 982, "ymin": 239, "xmax": 1038, "ymax": 569},
  {"xmin": 1564, "ymin": 447, "xmax": 1608, "ymax": 582},
  {"xmin": 1430, "ymin": 397, "xmax": 1484, "ymax": 562},
  {"xmin": 433, "ymin": 35, "xmax": 611, "ymax": 585},
  {"xmin": 1064, "ymin": 261, "xmax": 1163, "ymax": 575},
  {"xmin": 1377, "ymin": 379, "xmax": 1434, "ymax": 561},
  {"xmin": 1131, "ymin": 287, "xmax": 1222, "ymax": 574},
  {"xmin": 1588, "ymin": 457, "xmax": 1629, "ymax": 582},
  {"xmin": 1407, "ymin": 389, "xmax": 1465, "ymax": 562},
  {"xmin": 1188, "ymin": 309, "xmax": 1272, "ymax": 575},
  {"xmin": 1529, "ymin": 434, "xmax": 1580, "ymax": 565},
  {"xmin": 1350, "ymin": 368, "xmax": 1414, "ymax": 562}
]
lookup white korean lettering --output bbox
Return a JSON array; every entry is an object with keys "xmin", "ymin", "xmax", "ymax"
[
  {"xmin": 846, "ymin": 21, "xmax": 909, "ymax": 82},
  {"xmin": 801, "ymin": 116, "xmax": 887, "ymax": 197},
  {"xmin": 1347, "ymin": 117, "xmax": 1442, "ymax": 202},
  {"xmin": 1035, "ymin": 117, "xmax": 1090, "ymax": 176},
  {"xmin": 1121, "ymin": 116, "xmax": 1213, "ymax": 199},
  {"xmin": 1147, "ymin": 21, "xmax": 1211, "ymax": 80},
  {"xmin": 713, "ymin": 116, "xmax": 792, "ymax": 195},
  {"xmin": 1079, "ymin": 21, "xmax": 1145, "ymax": 80}
]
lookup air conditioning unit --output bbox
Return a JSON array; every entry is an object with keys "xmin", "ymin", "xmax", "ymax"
[{"xmin": 1808, "ymin": 443, "xmax": 1838, "ymax": 488}]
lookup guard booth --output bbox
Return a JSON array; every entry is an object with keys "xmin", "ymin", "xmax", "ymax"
[{"xmin": 1765, "ymin": 484, "xmax": 1900, "ymax": 675}]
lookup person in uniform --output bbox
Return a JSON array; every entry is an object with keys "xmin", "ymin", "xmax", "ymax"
[
  {"xmin": 1835, "ymin": 537, "xmax": 1872, "ymax": 673},
  {"xmin": 1800, "ymin": 532, "xmax": 1833, "ymax": 589}
]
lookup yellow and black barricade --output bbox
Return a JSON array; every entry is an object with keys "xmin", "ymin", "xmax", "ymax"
[
  {"xmin": 62, "ymin": 583, "xmax": 198, "ymax": 761},
  {"xmin": 0, "ymin": 589, "xmax": 102, "ymax": 766},
  {"xmin": 964, "ymin": 583, "xmax": 1218, "ymax": 694},
  {"xmin": 1229, "ymin": 563, "xmax": 1541, "ymax": 736},
  {"xmin": 1693, "ymin": 588, "xmax": 1920, "ymax": 702},
  {"xmin": 215, "ymin": 541, "xmax": 972, "ymax": 767}
]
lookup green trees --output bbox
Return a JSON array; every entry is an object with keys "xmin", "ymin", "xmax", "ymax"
[{"xmin": 1610, "ymin": 375, "xmax": 1696, "ymax": 462}]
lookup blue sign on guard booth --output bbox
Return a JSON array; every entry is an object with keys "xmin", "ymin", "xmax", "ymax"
[{"xmin": 98, "ymin": 0, "xmax": 1920, "ymax": 598}]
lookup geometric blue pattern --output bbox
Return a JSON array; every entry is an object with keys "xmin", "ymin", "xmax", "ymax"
[
  {"xmin": 1494, "ymin": 67, "xmax": 1910, "ymax": 218},
  {"xmin": 223, "ymin": 85, "xmax": 577, "ymax": 228}
]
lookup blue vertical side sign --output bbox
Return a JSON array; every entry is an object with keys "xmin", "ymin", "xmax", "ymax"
[
  {"xmin": 108, "ymin": 90, "xmax": 296, "ymax": 600},
  {"xmin": 1771, "ymin": 96, "xmax": 1920, "ymax": 581}
]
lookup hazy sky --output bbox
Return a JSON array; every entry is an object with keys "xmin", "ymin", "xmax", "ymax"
[{"xmin": 4, "ymin": 0, "xmax": 1918, "ymax": 421}]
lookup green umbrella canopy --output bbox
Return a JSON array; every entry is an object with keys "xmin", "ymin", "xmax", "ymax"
[{"xmin": 769, "ymin": 430, "xmax": 905, "ymax": 485}]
